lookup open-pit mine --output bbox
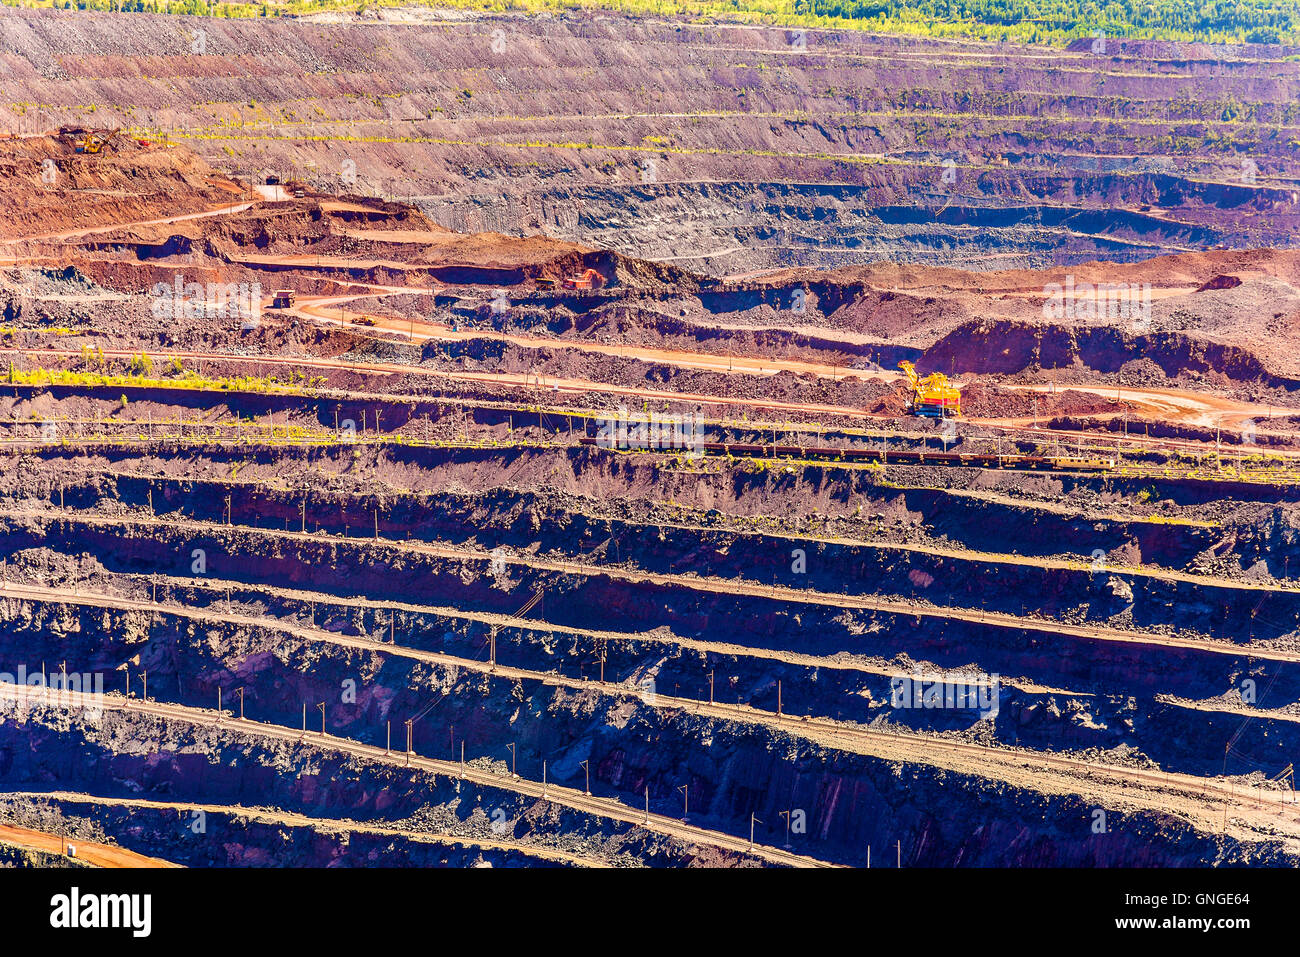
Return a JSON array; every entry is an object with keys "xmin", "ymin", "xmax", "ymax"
[{"xmin": 0, "ymin": 5, "xmax": 1298, "ymax": 880}]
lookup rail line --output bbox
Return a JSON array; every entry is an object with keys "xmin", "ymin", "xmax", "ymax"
[
  {"xmin": 6, "ymin": 346, "xmax": 1299, "ymax": 471},
  {"xmin": 0, "ymin": 577, "xmax": 1069, "ymax": 734},
  {"xmin": 0, "ymin": 684, "xmax": 833, "ymax": 868},
  {"xmin": 2, "ymin": 611, "xmax": 1294, "ymax": 850},
  {"xmin": 100, "ymin": 569, "xmax": 1104, "ymax": 689},
  {"xmin": 4, "ymin": 507, "xmax": 1294, "ymax": 666},
  {"xmin": 0, "ymin": 422, "xmax": 1288, "ymax": 487},
  {"xmin": 579, "ymin": 435, "xmax": 1121, "ymax": 471},
  {"xmin": 5, "ymin": 790, "xmax": 607, "ymax": 868}
]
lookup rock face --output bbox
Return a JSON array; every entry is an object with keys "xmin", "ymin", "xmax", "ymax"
[
  {"xmin": 1197, "ymin": 275, "xmax": 1245, "ymax": 292},
  {"xmin": 1105, "ymin": 575, "xmax": 1135, "ymax": 605},
  {"xmin": 2, "ymin": 9, "xmax": 1297, "ymax": 275},
  {"xmin": 0, "ymin": 8, "xmax": 1298, "ymax": 872},
  {"xmin": 0, "ymin": 441, "xmax": 1297, "ymax": 867}
]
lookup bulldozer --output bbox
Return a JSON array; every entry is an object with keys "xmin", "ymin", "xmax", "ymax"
[{"xmin": 898, "ymin": 360, "xmax": 961, "ymax": 418}]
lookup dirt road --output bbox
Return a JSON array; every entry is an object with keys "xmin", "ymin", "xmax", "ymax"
[
  {"xmin": 0, "ymin": 683, "xmax": 831, "ymax": 868},
  {"xmin": 4, "ymin": 791, "xmax": 606, "ymax": 868},
  {"xmin": 11, "ymin": 345, "xmax": 1295, "ymax": 461},
  {"xmin": 296, "ymin": 291, "xmax": 1290, "ymax": 434},
  {"xmin": 4, "ymin": 639, "xmax": 1294, "ymax": 858},
  {"xmin": 0, "ymin": 822, "xmax": 179, "ymax": 868},
  {"xmin": 0, "ymin": 201, "xmax": 254, "ymax": 246}
]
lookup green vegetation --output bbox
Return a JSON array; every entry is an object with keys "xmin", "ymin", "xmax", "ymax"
[
  {"xmin": 4, "ymin": 0, "xmax": 1297, "ymax": 46},
  {"xmin": 7, "ymin": 363, "xmax": 311, "ymax": 396}
]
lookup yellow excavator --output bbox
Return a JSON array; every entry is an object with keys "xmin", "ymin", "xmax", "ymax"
[
  {"xmin": 73, "ymin": 129, "xmax": 118, "ymax": 155},
  {"xmin": 898, "ymin": 360, "xmax": 962, "ymax": 418}
]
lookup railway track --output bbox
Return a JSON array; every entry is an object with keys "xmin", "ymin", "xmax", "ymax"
[
  {"xmin": 5, "ymin": 791, "xmax": 610, "ymax": 868},
  {"xmin": 0, "ymin": 683, "xmax": 835, "ymax": 869},
  {"xmin": 2, "ymin": 579, "xmax": 1296, "ymax": 848},
  {"xmin": 5, "ymin": 346, "xmax": 1299, "ymax": 473},
  {"xmin": 580, "ymin": 435, "xmax": 1121, "ymax": 471},
  {"xmin": 0, "ymin": 426, "xmax": 1288, "ymax": 488},
  {"xmin": 2, "ymin": 598, "xmax": 1295, "ymax": 854},
  {"xmin": 3, "ymin": 507, "xmax": 1293, "ymax": 665}
]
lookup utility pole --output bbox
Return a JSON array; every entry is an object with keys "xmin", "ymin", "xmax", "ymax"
[
  {"xmin": 506, "ymin": 742, "xmax": 518, "ymax": 779},
  {"xmin": 139, "ymin": 670, "xmax": 147, "ymax": 702},
  {"xmin": 708, "ymin": 669, "xmax": 714, "ymax": 704},
  {"xmin": 317, "ymin": 702, "xmax": 326, "ymax": 736},
  {"xmin": 581, "ymin": 759, "xmax": 591, "ymax": 796},
  {"xmin": 750, "ymin": 812, "xmax": 761, "ymax": 851},
  {"xmin": 677, "ymin": 784, "xmax": 688, "ymax": 821}
]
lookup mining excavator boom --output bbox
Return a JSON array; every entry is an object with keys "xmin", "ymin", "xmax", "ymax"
[
  {"xmin": 72, "ymin": 128, "xmax": 119, "ymax": 155},
  {"xmin": 898, "ymin": 360, "xmax": 961, "ymax": 418},
  {"xmin": 563, "ymin": 268, "xmax": 604, "ymax": 290}
]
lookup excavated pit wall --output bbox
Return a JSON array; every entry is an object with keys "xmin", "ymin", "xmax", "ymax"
[
  {"xmin": 3, "ymin": 490, "xmax": 1295, "ymax": 644},
  {"xmin": 0, "ymin": 511, "xmax": 1289, "ymax": 663},
  {"xmin": 0, "ymin": 797, "xmax": 578, "ymax": 868},
  {"xmin": 2, "ymin": 444, "xmax": 1292, "ymax": 577},
  {"xmin": 0, "ymin": 706, "xmax": 717, "ymax": 866},
  {"xmin": 0, "ymin": 692, "xmax": 1286, "ymax": 867},
  {"xmin": 0, "ymin": 537, "xmax": 1296, "ymax": 778}
]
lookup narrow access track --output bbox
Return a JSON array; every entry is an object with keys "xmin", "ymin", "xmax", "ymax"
[
  {"xmin": 3, "ymin": 791, "xmax": 607, "ymax": 868},
  {"xmin": 3, "ymin": 580, "xmax": 1297, "ymax": 850},
  {"xmin": 0, "ymin": 684, "xmax": 832, "ymax": 869},
  {"xmin": 3, "ymin": 508, "xmax": 1292, "ymax": 667},
  {"xmin": 0, "ymin": 821, "xmax": 180, "ymax": 868},
  {"xmin": 7, "ymin": 345, "xmax": 1295, "ymax": 465}
]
